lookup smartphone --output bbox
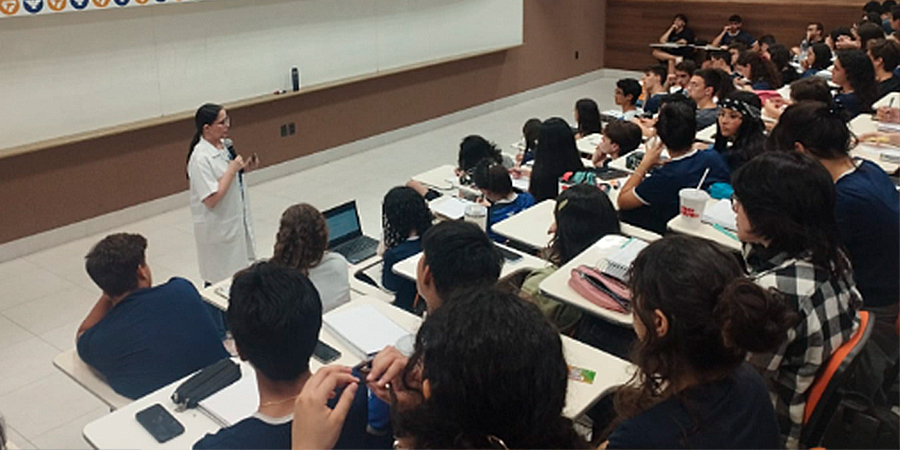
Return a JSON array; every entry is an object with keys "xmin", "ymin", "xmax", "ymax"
[
  {"xmin": 313, "ymin": 340, "xmax": 341, "ymax": 364},
  {"xmin": 135, "ymin": 404, "xmax": 184, "ymax": 443}
]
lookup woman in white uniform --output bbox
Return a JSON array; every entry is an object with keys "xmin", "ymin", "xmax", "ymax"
[{"xmin": 187, "ymin": 103, "xmax": 258, "ymax": 287}]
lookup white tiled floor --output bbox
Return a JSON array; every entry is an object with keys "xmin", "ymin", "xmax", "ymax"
[{"xmin": 0, "ymin": 70, "xmax": 633, "ymax": 449}]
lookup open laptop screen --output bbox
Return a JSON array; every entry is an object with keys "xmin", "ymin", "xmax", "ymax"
[{"xmin": 324, "ymin": 201, "xmax": 363, "ymax": 248}]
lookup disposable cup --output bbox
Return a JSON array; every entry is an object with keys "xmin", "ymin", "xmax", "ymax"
[{"xmin": 678, "ymin": 188, "xmax": 710, "ymax": 228}]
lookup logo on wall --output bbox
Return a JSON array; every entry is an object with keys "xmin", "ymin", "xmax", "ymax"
[
  {"xmin": 134, "ymin": 0, "xmax": 147, "ymax": 4},
  {"xmin": 47, "ymin": 0, "xmax": 65, "ymax": 11},
  {"xmin": 69, "ymin": 0, "xmax": 88, "ymax": 10},
  {"xmin": 0, "ymin": 0, "xmax": 20, "ymax": 15},
  {"xmin": 23, "ymin": 0, "xmax": 43, "ymax": 13},
  {"xmin": 91, "ymin": 0, "xmax": 109, "ymax": 7}
]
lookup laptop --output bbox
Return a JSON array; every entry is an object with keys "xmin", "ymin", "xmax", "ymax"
[{"xmin": 323, "ymin": 200, "xmax": 379, "ymax": 264}]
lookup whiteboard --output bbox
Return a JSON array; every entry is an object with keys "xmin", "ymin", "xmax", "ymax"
[{"xmin": 0, "ymin": 0, "xmax": 523, "ymax": 150}]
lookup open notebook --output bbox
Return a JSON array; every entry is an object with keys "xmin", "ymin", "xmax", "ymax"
[
  {"xmin": 198, "ymin": 362, "xmax": 258, "ymax": 427},
  {"xmin": 602, "ymin": 237, "xmax": 649, "ymax": 282},
  {"xmin": 701, "ymin": 199, "xmax": 738, "ymax": 231},
  {"xmin": 323, "ymin": 304, "xmax": 412, "ymax": 359}
]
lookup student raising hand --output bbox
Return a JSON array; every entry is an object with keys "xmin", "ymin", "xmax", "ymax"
[{"xmin": 292, "ymin": 366, "xmax": 359, "ymax": 450}]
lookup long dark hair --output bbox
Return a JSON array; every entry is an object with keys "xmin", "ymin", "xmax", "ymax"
[
  {"xmin": 523, "ymin": 118, "xmax": 542, "ymax": 153},
  {"xmin": 188, "ymin": 103, "xmax": 223, "ymax": 164},
  {"xmin": 836, "ymin": 49, "xmax": 878, "ymax": 113},
  {"xmin": 575, "ymin": 98, "xmax": 602, "ymax": 136},
  {"xmin": 766, "ymin": 102, "xmax": 855, "ymax": 158},
  {"xmin": 393, "ymin": 289, "xmax": 588, "ymax": 449},
  {"xmin": 737, "ymin": 50, "xmax": 782, "ymax": 89},
  {"xmin": 547, "ymin": 185, "xmax": 620, "ymax": 266},
  {"xmin": 714, "ymin": 91, "xmax": 767, "ymax": 170},
  {"xmin": 530, "ymin": 118, "xmax": 585, "ymax": 203},
  {"xmin": 732, "ymin": 152, "xmax": 850, "ymax": 278},
  {"xmin": 809, "ymin": 43, "xmax": 833, "ymax": 71},
  {"xmin": 614, "ymin": 236, "xmax": 794, "ymax": 421}
]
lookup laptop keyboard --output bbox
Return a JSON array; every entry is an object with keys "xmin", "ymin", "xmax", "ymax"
[{"xmin": 335, "ymin": 237, "xmax": 378, "ymax": 263}]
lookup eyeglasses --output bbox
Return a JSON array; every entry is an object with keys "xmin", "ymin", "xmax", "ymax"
[{"xmin": 214, "ymin": 117, "xmax": 231, "ymax": 127}]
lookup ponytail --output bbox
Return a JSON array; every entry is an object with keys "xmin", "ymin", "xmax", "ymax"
[
  {"xmin": 187, "ymin": 103, "xmax": 224, "ymax": 173},
  {"xmin": 714, "ymin": 278, "xmax": 797, "ymax": 353}
]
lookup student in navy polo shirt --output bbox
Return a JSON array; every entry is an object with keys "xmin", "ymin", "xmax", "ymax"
[
  {"xmin": 712, "ymin": 15, "xmax": 757, "ymax": 49},
  {"xmin": 617, "ymin": 101, "xmax": 731, "ymax": 235},
  {"xmin": 194, "ymin": 262, "xmax": 368, "ymax": 449},
  {"xmin": 769, "ymin": 102, "xmax": 899, "ymax": 385},
  {"xmin": 639, "ymin": 65, "xmax": 669, "ymax": 115},
  {"xmin": 471, "ymin": 160, "xmax": 535, "ymax": 243},
  {"xmin": 605, "ymin": 236, "xmax": 787, "ymax": 449},
  {"xmin": 77, "ymin": 233, "xmax": 228, "ymax": 399},
  {"xmin": 380, "ymin": 186, "xmax": 433, "ymax": 314}
]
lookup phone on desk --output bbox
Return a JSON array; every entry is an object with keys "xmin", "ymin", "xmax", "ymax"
[
  {"xmin": 313, "ymin": 340, "xmax": 341, "ymax": 364},
  {"xmin": 135, "ymin": 404, "xmax": 184, "ymax": 443}
]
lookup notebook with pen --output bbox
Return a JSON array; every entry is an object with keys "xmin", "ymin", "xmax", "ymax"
[{"xmin": 602, "ymin": 237, "xmax": 649, "ymax": 282}]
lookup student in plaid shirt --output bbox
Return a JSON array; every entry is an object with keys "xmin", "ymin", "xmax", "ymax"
[{"xmin": 731, "ymin": 152, "xmax": 861, "ymax": 448}]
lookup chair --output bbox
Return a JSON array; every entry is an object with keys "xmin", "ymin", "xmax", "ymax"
[{"xmin": 800, "ymin": 310, "xmax": 874, "ymax": 447}]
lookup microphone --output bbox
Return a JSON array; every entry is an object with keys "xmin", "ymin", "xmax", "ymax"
[{"xmin": 223, "ymin": 138, "xmax": 243, "ymax": 175}]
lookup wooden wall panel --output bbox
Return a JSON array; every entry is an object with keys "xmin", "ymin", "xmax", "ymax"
[
  {"xmin": 0, "ymin": 0, "xmax": 607, "ymax": 246},
  {"xmin": 606, "ymin": 0, "xmax": 867, "ymax": 71}
]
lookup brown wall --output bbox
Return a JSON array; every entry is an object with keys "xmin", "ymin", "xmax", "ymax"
[
  {"xmin": 0, "ymin": 0, "xmax": 607, "ymax": 245},
  {"xmin": 606, "ymin": 0, "xmax": 867, "ymax": 70}
]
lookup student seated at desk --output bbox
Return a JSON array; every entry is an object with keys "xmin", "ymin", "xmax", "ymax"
[
  {"xmin": 711, "ymin": 15, "xmax": 757, "ymax": 49},
  {"xmin": 734, "ymin": 50, "xmax": 782, "ymax": 90},
  {"xmin": 471, "ymin": 160, "xmax": 535, "ymax": 243},
  {"xmin": 614, "ymin": 78, "xmax": 643, "ymax": 121},
  {"xmin": 732, "ymin": 152, "xmax": 861, "ymax": 448},
  {"xmin": 762, "ymin": 77, "xmax": 833, "ymax": 125},
  {"xmin": 867, "ymin": 38, "xmax": 900, "ymax": 98},
  {"xmin": 833, "ymin": 49, "xmax": 878, "ymax": 118},
  {"xmin": 605, "ymin": 236, "xmax": 788, "ymax": 449},
  {"xmin": 77, "ymin": 233, "xmax": 228, "ymax": 399},
  {"xmin": 592, "ymin": 120, "xmax": 643, "ymax": 168},
  {"xmin": 687, "ymin": 69, "xmax": 734, "ymax": 130},
  {"xmin": 801, "ymin": 43, "xmax": 834, "ymax": 79},
  {"xmin": 769, "ymin": 102, "xmax": 899, "ymax": 383},
  {"xmin": 701, "ymin": 50, "xmax": 733, "ymax": 76},
  {"xmin": 618, "ymin": 102, "xmax": 731, "ymax": 235},
  {"xmin": 516, "ymin": 118, "xmax": 542, "ymax": 166},
  {"xmin": 769, "ymin": 44, "xmax": 800, "ymax": 87},
  {"xmin": 407, "ymin": 135, "xmax": 508, "ymax": 200},
  {"xmin": 529, "ymin": 118, "xmax": 586, "ymax": 203},
  {"xmin": 574, "ymin": 98, "xmax": 602, "ymax": 139},
  {"xmin": 638, "ymin": 65, "xmax": 668, "ymax": 115},
  {"xmin": 712, "ymin": 91, "xmax": 767, "ymax": 172},
  {"xmin": 417, "ymin": 221, "xmax": 503, "ymax": 312},
  {"xmin": 294, "ymin": 289, "xmax": 588, "ymax": 450},
  {"xmin": 271, "ymin": 204, "xmax": 350, "ymax": 312},
  {"xmin": 381, "ymin": 186, "xmax": 433, "ymax": 314},
  {"xmin": 665, "ymin": 60, "xmax": 696, "ymax": 96},
  {"xmin": 194, "ymin": 262, "xmax": 367, "ymax": 450},
  {"xmin": 653, "ymin": 14, "xmax": 695, "ymax": 75},
  {"xmin": 519, "ymin": 185, "xmax": 620, "ymax": 334}
]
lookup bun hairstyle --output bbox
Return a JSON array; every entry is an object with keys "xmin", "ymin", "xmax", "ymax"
[{"xmin": 615, "ymin": 236, "xmax": 795, "ymax": 420}]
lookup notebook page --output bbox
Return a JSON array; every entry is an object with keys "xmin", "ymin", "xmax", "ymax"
[{"xmin": 323, "ymin": 304, "xmax": 411, "ymax": 359}]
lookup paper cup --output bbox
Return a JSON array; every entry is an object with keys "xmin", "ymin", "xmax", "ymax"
[{"xmin": 678, "ymin": 188, "xmax": 710, "ymax": 228}]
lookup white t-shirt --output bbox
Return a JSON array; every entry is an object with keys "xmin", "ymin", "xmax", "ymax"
[
  {"xmin": 187, "ymin": 138, "xmax": 256, "ymax": 283},
  {"xmin": 308, "ymin": 252, "xmax": 351, "ymax": 312}
]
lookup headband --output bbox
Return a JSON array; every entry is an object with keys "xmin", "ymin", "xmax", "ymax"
[{"xmin": 718, "ymin": 97, "xmax": 761, "ymax": 120}]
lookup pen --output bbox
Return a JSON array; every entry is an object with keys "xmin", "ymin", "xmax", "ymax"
[{"xmin": 712, "ymin": 223, "xmax": 739, "ymax": 241}]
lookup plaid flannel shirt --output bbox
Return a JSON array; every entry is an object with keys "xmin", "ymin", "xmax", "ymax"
[{"xmin": 744, "ymin": 248, "xmax": 861, "ymax": 449}]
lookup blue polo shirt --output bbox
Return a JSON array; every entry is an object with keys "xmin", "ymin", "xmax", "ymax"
[
  {"xmin": 721, "ymin": 30, "xmax": 756, "ymax": 47},
  {"xmin": 488, "ymin": 192, "xmax": 535, "ymax": 242},
  {"xmin": 382, "ymin": 239, "xmax": 422, "ymax": 313},
  {"xmin": 835, "ymin": 160, "xmax": 900, "ymax": 308},
  {"xmin": 621, "ymin": 149, "xmax": 731, "ymax": 235},
  {"xmin": 77, "ymin": 277, "xmax": 229, "ymax": 399}
]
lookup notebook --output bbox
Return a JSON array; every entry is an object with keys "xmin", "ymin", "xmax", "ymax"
[
  {"xmin": 323, "ymin": 304, "xmax": 412, "ymax": 359},
  {"xmin": 701, "ymin": 199, "xmax": 738, "ymax": 231},
  {"xmin": 602, "ymin": 238, "xmax": 649, "ymax": 282},
  {"xmin": 429, "ymin": 195, "xmax": 477, "ymax": 220},
  {"xmin": 198, "ymin": 362, "xmax": 258, "ymax": 427}
]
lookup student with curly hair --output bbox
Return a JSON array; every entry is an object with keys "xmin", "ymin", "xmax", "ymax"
[
  {"xmin": 735, "ymin": 50, "xmax": 782, "ymax": 90},
  {"xmin": 380, "ymin": 186, "xmax": 433, "ymax": 313},
  {"xmin": 271, "ymin": 203, "xmax": 350, "ymax": 312}
]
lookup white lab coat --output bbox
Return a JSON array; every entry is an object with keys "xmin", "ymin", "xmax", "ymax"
[{"xmin": 187, "ymin": 138, "xmax": 256, "ymax": 283}]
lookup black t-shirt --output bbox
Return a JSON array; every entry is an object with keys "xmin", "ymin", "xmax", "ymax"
[
  {"xmin": 607, "ymin": 363, "xmax": 780, "ymax": 449},
  {"xmin": 668, "ymin": 27, "xmax": 695, "ymax": 45},
  {"xmin": 878, "ymin": 75, "xmax": 900, "ymax": 99}
]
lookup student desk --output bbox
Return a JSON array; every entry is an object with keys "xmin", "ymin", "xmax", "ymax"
[
  {"xmin": 82, "ymin": 296, "xmax": 411, "ymax": 449},
  {"xmin": 539, "ymin": 235, "xmax": 635, "ymax": 326},
  {"xmin": 391, "ymin": 242, "xmax": 546, "ymax": 282},
  {"xmin": 82, "ymin": 297, "xmax": 627, "ymax": 449},
  {"xmin": 53, "ymin": 349, "xmax": 132, "ymax": 411},
  {"xmin": 667, "ymin": 208, "xmax": 743, "ymax": 252},
  {"xmin": 410, "ymin": 164, "xmax": 479, "ymax": 198},
  {"xmin": 492, "ymin": 200, "xmax": 661, "ymax": 252}
]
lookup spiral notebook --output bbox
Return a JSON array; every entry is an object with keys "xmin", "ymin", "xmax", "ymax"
[{"xmin": 601, "ymin": 238, "xmax": 648, "ymax": 282}]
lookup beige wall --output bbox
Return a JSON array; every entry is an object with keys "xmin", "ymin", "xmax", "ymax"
[{"xmin": 0, "ymin": 0, "xmax": 608, "ymax": 245}]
